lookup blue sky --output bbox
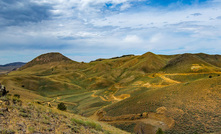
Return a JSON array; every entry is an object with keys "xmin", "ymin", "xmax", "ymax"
[{"xmin": 1, "ymin": 0, "xmax": 221, "ymax": 64}]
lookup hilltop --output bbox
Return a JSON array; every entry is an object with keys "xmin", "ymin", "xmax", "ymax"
[
  {"xmin": 1, "ymin": 52, "xmax": 221, "ymax": 134},
  {"xmin": 19, "ymin": 52, "xmax": 73, "ymax": 70}
]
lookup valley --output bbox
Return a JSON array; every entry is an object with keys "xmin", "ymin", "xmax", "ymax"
[{"xmin": 1, "ymin": 52, "xmax": 221, "ymax": 134}]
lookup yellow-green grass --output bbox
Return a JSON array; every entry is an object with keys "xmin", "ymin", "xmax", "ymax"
[
  {"xmin": 53, "ymin": 91, "xmax": 111, "ymax": 116},
  {"xmin": 2, "ymin": 52, "xmax": 221, "ymax": 134},
  {"xmin": 60, "ymin": 92, "xmax": 94, "ymax": 102},
  {"xmin": 103, "ymin": 77, "xmax": 221, "ymax": 133},
  {"xmin": 114, "ymin": 75, "xmax": 168, "ymax": 96},
  {"xmin": 1, "ymin": 74, "xmax": 86, "ymax": 97},
  {"xmin": 166, "ymin": 73, "xmax": 220, "ymax": 82},
  {"xmin": 162, "ymin": 54, "xmax": 221, "ymax": 73},
  {"xmin": 76, "ymin": 96, "xmax": 111, "ymax": 117},
  {"xmin": 0, "ymin": 94, "xmax": 129, "ymax": 134}
]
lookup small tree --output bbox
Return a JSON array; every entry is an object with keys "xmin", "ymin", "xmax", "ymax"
[
  {"xmin": 57, "ymin": 102, "xmax": 67, "ymax": 111},
  {"xmin": 156, "ymin": 128, "xmax": 164, "ymax": 134}
]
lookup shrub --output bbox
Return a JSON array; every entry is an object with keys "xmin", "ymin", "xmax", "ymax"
[
  {"xmin": 71, "ymin": 118, "xmax": 102, "ymax": 131},
  {"xmin": 57, "ymin": 102, "xmax": 67, "ymax": 111},
  {"xmin": 71, "ymin": 118, "xmax": 85, "ymax": 125},
  {"xmin": 7, "ymin": 94, "xmax": 11, "ymax": 97},
  {"xmin": 71, "ymin": 126, "xmax": 80, "ymax": 133},
  {"xmin": 156, "ymin": 128, "xmax": 164, "ymax": 134},
  {"xmin": 85, "ymin": 121, "xmax": 102, "ymax": 131},
  {"xmin": 19, "ymin": 112, "xmax": 30, "ymax": 117},
  {"xmin": 12, "ymin": 95, "xmax": 22, "ymax": 105},
  {"xmin": 104, "ymin": 130, "xmax": 111, "ymax": 134},
  {"xmin": 28, "ymin": 126, "xmax": 35, "ymax": 133},
  {"xmin": 42, "ymin": 119, "xmax": 50, "ymax": 125},
  {"xmin": 0, "ymin": 129, "xmax": 15, "ymax": 134},
  {"xmin": 14, "ymin": 94, "xmax": 20, "ymax": 99}
]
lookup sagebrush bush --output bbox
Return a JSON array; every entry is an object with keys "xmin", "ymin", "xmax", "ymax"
[
  {"xmin": 57, "ymin": 102, "xmax": 67, "ymax": 111},
  {"xmin": 13, "ymin": 94, "xmax": 20, "ymax": 98},
  {"xmin": 156, "ymin": 128, "xmax": 164, "ymax": 134},
  {"xmin": 71, "ymin": 118, "xmax": 102, "ymax": 131}
]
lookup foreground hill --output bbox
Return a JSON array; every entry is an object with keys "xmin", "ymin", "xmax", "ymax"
[
  {"xmin": 103, "ymin": 75, "xmax": 221, "ymax": 133},
  {"xmin": 0, "ymin": 94, "xmax": 128, "ymax": 134},
  {"xmin": 1, "ymin": 52, "xmax": 221, "ymax": 134}
]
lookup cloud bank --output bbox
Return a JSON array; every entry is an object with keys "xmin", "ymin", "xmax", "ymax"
[{"xmin": 0, "ymin": 0, "xmax": 221, "ymax": 64}]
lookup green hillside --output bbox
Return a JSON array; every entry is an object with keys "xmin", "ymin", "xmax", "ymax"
[{"xmin": 1, "ymin": 52, "xmax": 221, "ymax": 134}]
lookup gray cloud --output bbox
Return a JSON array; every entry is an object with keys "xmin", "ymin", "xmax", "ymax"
[
  {"xmin": 0, "ymin": 0, "xmax": 53, "ymax": 26},
  {"xmin": 191, "ymin": 13, "xmax": 202, "ymax": 16}
]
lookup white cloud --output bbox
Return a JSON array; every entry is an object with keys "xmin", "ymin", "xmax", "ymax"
[
  {"xmin": 149, "ymin": 33, "xmax": 163, "ymax": 43},
  {"xmin": 120, "ymin": 2, "xmax": 131, "ymax": 10},
  {"xmin": 123, "ymin": 35, "xmax": 142, "ymax": 43},
  {"xmin": 1, "ymin": 0, "xmax": 221, "ymax": 64}
]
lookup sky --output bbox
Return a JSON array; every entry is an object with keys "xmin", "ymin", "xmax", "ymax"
[{"xmin": 1, "ymin": 0, "xmax": 221, "ymax": 64}]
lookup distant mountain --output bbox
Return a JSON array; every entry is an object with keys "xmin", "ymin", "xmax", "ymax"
[
  {"xmin": 0, "ymin": 62, "xmax": 26, "ymax": 67},
  {"xmin": 0, "ymin": 62, "xmax": 26, "ymax": 74}
]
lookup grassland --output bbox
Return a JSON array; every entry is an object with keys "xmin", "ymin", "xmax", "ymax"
[
  {"xmin": 0, "ymin": 94, "xmax": 128, "ymax": 134},
  {"xmin": 103, "ymin": 76, "xmax": 221, "ymax": 133},
  {"xmin": 1, "ymin": 52, "xmax": 221, "ymax": 134}
]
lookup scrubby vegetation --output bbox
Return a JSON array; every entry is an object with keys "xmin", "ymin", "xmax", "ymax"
[
  {"xmin": 1, "ymin": 52, "xmax": 221, "ymax": 134},
  {"xmin": 0, "ymin": 94, "xmax": 128, "ymax": 134},
  {"xmin": 156, "ymin": 128, "xmax": 164, "ymax": 134},
  {"xmin": 57, "ymin": 102, "xmax": 67, "ymax": 111}
]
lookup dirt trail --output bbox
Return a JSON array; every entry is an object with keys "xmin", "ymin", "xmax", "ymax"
[
  {"xmin": 91, "ymin": 90, "xmax": 109, "ymax": 101},
  {"xmin": 164, "ymin": 72, "xmax": 221, "ymax": 76},
  {"xmin": 107, "ymin": 118, "xmax": 169, "ymax": 130},
  {"xmin": 90, "ymin": 110, "xmax": 174, "ymax": 133},
  {"xmin": 90, "ymin": 87, "xmax": 130, "ymax": 120},
  {"xmin": 91, "ymin": 85, "xmax": 130, "ymax": 102},
  {"xmin": 159, "ymin": 75, "xmax": 180, "ymax": 84},
  {"xmin": 45, "ymin": 98, "xmax": 77, "ymax": 107},
  {"xmin": 89, "ymin": 102, "xmax": 111, "ymax": 121}
]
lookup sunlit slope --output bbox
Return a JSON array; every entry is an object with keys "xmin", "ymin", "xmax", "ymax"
[
  {"xmin": 103, "ymin": 76, "xmax": 221, "ymax": 133},
  {"xmin": 162, "ymin": 53, "xmax": 221, "ymax": 73},
  {"xmin": 2, "ymin": 52, "xmax": 221, "ymax": 133},
  {"xmin": 0, "ymin": 89, "xmax": 129, "ymax": 134},
  {"xmin": 19, "ymin": 52, "xmax": 74, "ymax": 70},
  {"xmin": 196, "ymin": 53, "xmax": 221, "ymax": 68},
  {"xmin": 7, "ymin": 52, "xmax": 221, "ymax": 102}
]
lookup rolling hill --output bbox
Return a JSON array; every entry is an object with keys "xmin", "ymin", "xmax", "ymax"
[
  {"xmin": 19, "ymin": 52, "xmax": 73, "ymax": 70},
  {"xmin": 1, "ymin": 52, "xmax": 221, "ymax": 134}
]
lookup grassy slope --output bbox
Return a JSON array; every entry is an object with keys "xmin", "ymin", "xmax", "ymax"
[
  {"xmin": 0, "ymin": 95, "xmax": 128, "ymax": 134},
  {"xmin": 1, "ymin": 52, "xmax": 221, "ymax": 133},
  {"xmin": 162, "ymin": 54, "xmax": 221, "ymax": 73},
  {"xmin": 196, "ymin": 53, "xmax": 221, "ymax": 68},
  {"xmin": 103, "ymin": 76, "xmax": 221, "ymax": 133}
]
